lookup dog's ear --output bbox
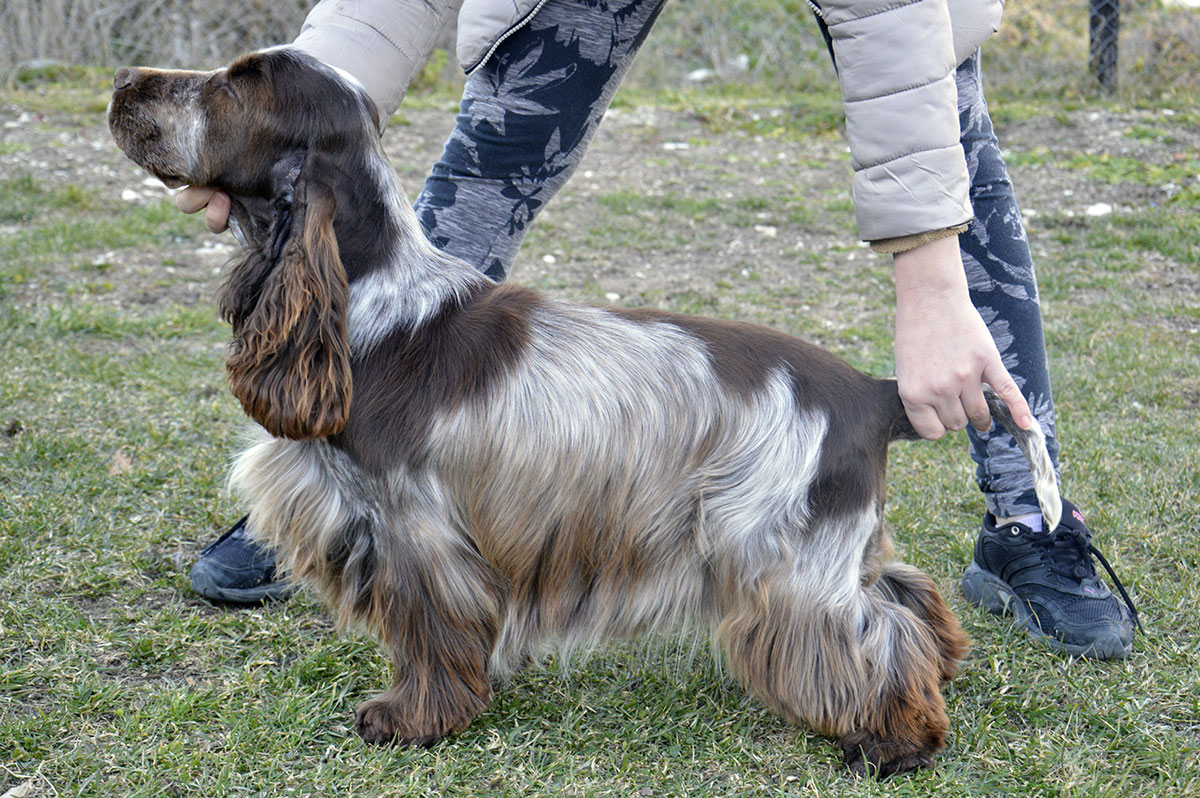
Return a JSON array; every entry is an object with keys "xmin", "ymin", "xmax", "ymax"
[{"xmin": 220, "ymin": 154, "xmax": 352, "ymax": 440}]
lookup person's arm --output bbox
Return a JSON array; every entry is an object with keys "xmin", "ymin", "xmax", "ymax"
[
  {"xmin": 893, "ymin": 236, "xmax": 1033, "ymax": 439},
  {"xmin": 818, "ymin": 0, "xmax": 974, "ymax": 242},
  {"xmin": 293, "ymin": 0, "xmax": 463, "ymax": 125},
  {"xmin": 816, "ymin": 0, "xmax": 1028, "ymax": 438}
]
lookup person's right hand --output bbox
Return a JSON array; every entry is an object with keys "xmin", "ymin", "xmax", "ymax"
[{"xmin": 176, "ymin": 186, "xmax": 232, "ymax": 233}]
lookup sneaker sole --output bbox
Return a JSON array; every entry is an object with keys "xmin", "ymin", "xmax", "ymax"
[
  {"xmin": 961, "ymin": 562, "xmax": 1131, "ymax": 660},
  {"xmin": 189, "ymin": 560, "xmax": 296, "ymax": 605}
]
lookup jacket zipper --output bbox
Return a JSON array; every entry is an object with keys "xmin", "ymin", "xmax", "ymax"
[{"xmin": 464, "ymin": 0, "xmax": 555, "ymax": 76}]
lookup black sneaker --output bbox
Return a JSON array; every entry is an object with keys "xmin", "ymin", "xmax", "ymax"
[
  {"xmin": 962, "ymin": 499, "xmax": 1141, "ymax": 659},
  {"xmin": 189, "ymin": 516, "xmax": 296, "ymax": 604}
]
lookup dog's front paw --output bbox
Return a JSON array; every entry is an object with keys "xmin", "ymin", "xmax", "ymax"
[
  {"xmin": 354, "ymin": 695, "xmax": 446, "ymax": 748},
  {"xmin": 838, "ymin": 729, "xmax": 937, "ymax": 779}
]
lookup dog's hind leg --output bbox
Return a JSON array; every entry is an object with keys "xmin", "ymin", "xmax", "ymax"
[
  {"xmin": 832, "ymin": 566, "xmax": 968, "ymax": 778},
  {"xmin": 713, "ymin": 514, "xmax": 960, "ymax": 778},
  {"xmin": 872, "ymin": 562, "xmax": 970, "ymax": 686},
  {"xmin": 336, "ymin": 512, "xmax": 506, "ymax": 747}
]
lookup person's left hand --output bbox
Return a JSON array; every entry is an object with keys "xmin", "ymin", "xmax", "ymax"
[{"xmin": 892, "ymin": 236, "xmax": 1034, "ymax": 440}]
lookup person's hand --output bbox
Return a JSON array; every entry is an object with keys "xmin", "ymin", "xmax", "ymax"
[
  {"xmin": 176, "ymin": 185, "xmax": 231, "ymax": 233},
  {"xmin": 892, "ymin": 235, "xmax": 1034, "ymax": 440}
]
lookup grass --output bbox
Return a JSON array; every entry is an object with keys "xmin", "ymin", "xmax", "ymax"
[
  {"xmin": 2, "ymin": 72, "xmax": 1199, "ymax": 798},
  {"xmin": 1005, "ymin": 150, "xmax": 1200, "ymax": 211},
  {"xmin": 0, "ymin": 173, "xmax": 98, "ymax": 223}
]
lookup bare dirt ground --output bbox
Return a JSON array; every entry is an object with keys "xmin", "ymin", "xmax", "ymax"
[{"xmin": 2, "ymin": 97, "xmax": 1197, "ymax": 320}]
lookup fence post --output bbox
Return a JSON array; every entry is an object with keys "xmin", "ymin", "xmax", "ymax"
[{"xmin": 1089, "ymin": 0, "xmax": 1120, "ymax": 92}]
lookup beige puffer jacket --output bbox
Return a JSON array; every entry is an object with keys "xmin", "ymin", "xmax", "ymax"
[{"xmin": 292, "ymin": 0, "xmax": 1003, "ymax": 245}]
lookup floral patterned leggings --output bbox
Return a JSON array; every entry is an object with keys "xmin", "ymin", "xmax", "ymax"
[{"xmin": 412, "ymin": 0, "xmax": 1060, "ymax": 520}]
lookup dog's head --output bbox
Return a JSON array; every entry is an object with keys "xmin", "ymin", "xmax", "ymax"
[
  {"xmin": 107, "ymin": 48, "xmax": 379, "ymax": 198},
  {"xmin": 108, "ymin": 49, "xmax": 380, "ymax": 440}
]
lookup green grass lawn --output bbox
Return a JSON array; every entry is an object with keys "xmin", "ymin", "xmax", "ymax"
[{"xmin": 1, "ymin": 72, "xmax": 1198, "ymax": 797}]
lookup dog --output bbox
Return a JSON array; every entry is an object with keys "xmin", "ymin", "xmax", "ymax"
[{"xmin": 108, "ymin": 48, "xmax": 1061, "ymax": 777}]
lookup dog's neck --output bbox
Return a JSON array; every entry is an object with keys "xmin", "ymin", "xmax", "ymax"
[
  {"xmin": 328, "ymin": 144, "xmax": 494, "ymax": 355},
  {"xmin": 226, "ymin": 143, "xmax": 493, "ymax": 356},
  {"xmin": 226, "ymin": 195, "xmax": 274, "ymax": 251}
]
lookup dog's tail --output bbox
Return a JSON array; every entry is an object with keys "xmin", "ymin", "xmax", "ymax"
[
  {"xmin": 983, "ymin": 388, "xmax": 1062, "ymax": 532},
  {"xmin": 886, "ymin": 382, "xmax": 1061, "ymax": 532}
]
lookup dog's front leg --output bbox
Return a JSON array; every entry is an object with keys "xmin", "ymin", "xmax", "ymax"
[{"xmin": 349, "ymin": 511, "xmax": 505, "ymax": 747}]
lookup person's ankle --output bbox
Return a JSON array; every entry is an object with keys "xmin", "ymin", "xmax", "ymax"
[{"xmin": 992, "ymin": 512, "xmax": 1044, "ymax": 532}]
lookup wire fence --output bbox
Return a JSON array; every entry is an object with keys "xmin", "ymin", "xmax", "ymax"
[
  {"xmin": 630, "ymin": 0, "xmax": 1200, "ymax": 101},
  {"xmin": 2, "ymin": 0, "xmax": 1198, "ymax": 101}
]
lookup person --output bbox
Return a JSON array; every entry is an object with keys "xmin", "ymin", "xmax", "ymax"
[{"xmin": 181, "ymin": 0, "xmax": 1139, "ymax": 658}]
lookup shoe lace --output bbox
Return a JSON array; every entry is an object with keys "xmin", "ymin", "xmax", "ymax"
[{"xmin": 1033, "ymin": 526, "xmax": 1143, "ymax": 634}]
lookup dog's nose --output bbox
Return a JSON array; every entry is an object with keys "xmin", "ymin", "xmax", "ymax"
[{"xmin": 113, "ymin": 67, "xmax": 136, "ymax": 90}]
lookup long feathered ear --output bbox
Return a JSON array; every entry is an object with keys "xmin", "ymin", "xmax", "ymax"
[{"xmin": 219, "ymin": 157, "xmax": 352, "ymax": 440}]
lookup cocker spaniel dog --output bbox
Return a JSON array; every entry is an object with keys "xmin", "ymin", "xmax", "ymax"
[{"xmin": 108, "ymin": 49, "xmax": 1060, "ymax": 777}]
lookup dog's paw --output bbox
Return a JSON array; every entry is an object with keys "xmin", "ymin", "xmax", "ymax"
[
  {"xmin": 354, "ymin": 695, "xmax": 445, "ymax": 748},
  {"xmin": 838, "ymin": 729, "xmax": 937, "ymax": 779}
]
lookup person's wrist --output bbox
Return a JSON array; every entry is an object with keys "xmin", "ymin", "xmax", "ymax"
[{"xmin": 893, "ymin": 236, "xmax": 969, "ymax": 302}]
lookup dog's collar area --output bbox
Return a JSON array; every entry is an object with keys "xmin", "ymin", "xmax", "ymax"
[
  {"xmin": 279, "ymin": 150, "xmax": 306, "ymax": 196},
  {"xmin": 267, "ymin": 150, "xmax": 308, "ymax": 261}
]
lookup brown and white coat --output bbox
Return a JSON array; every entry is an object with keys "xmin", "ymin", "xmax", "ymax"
[{"xmin": 108, "ymin": 49, "xmax": 1057, "ymax": 776}]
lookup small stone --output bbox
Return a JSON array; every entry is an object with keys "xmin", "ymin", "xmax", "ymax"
[{"xmin": 197, "ymin": 241, "xmax": 235, "ymax": 256}]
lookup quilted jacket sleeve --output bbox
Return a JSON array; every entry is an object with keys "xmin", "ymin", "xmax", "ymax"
[
  {"xmin": 818, "ymin": 0, "xmax": 1000, "ymax": 243},
  {"xmin": 292, "ymin": 0, "xmax": 463, "ymax": 122}
]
